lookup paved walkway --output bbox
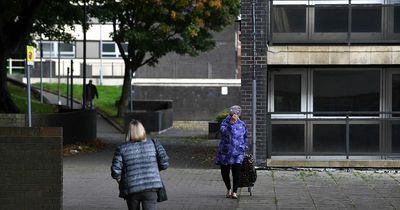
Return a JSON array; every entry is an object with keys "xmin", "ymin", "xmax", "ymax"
[
  {"xmin": 40, "ymin": 91, "xmax": 400, "ymax": 209},
  {"xmin": 64, "ymin": 118, "xmax": 400, "ymax": 210},
  {"xmin": 64, "ymin": 150, "xmax": 400, "ymax": 210}
]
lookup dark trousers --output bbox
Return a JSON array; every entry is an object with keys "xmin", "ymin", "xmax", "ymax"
[
  {"xmin": 126, "ymin": 191, "xmax": 157, "ymax": 210},
  {"xmin": 220, "ymin": 164, "xmax": 241, "ymax": 193},
  {"xmin": 87, "ymin": 99, "xmax": 94, "ymax": 109}
]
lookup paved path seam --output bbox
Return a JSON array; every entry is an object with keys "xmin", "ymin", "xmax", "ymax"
[
  {"xmin": 355, "ymin": 172, "xmax": 397, "ymax": 210},
  {"xmin": 300, "ymin": 172, "xmax": 318, "ymax": 210},
  {"xmin": 326, "ymin": 171, "xmax": 357, "ymax": 209}
]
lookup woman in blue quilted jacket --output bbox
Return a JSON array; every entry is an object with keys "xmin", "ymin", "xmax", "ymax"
[
  {"xmin": 111, "ymin": 120, "xmax": 169, "ymax": 210},
  {"xmin": 215, "ymin": 105, "xmax": 248, "ymax": 199}
]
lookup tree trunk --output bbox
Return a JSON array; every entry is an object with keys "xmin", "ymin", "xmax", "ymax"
[
  {"xmin": 0, "ymin": 49, "xmax": 19, "ymax": 113},
  {"xmin": 117, "ymin": 64, "xmax": 134, "ymax": 117}
]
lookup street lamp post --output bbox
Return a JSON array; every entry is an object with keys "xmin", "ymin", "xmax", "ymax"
[{"xmin": 70, "ymin": 0, "xmax": 89, "ymax": 109}]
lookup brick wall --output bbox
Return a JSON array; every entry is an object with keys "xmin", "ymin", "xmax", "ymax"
[
  {"xmin": 240, "ymin": 0, "xmax": 269, "ymax": 161},
  {"xmin": 0, "ymin": 127, "xmax": 63, "ymax": 210},
  {"xmin": 134, "ymin": 85, "xmax": 241, "ymax": 120},
  {"xmin": 0, "ymin": 114, "xmax": 25, "ymax": 127}
]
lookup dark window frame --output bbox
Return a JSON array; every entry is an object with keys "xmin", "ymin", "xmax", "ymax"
[
  {"xmin": 269, "ymin": 2, "xmax": 398, "ymax": 43},
  {"xmin": 312, "ymin": 68, "xmax": 381, "ymax": 116}
]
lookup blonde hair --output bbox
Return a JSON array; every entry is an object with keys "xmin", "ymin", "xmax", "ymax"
[{"xmin": 125, "ymin": 120, "xmax": 147, "ymax": 142}]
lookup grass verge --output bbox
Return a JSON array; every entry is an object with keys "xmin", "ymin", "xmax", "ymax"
[
  {"xmin": 33, "ymin": 83, "xmax": 123, "ymax": 121},
  {"xmin": 9, "ymin": 82, "xmax": 58, "ymax": 113}
]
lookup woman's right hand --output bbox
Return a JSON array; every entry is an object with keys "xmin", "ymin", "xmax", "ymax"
[{"xmin": 230, "ymin": 114, "xmax": 239, "ymax": 124}]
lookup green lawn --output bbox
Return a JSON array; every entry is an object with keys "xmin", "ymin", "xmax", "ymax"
[
  {"xmin": 9, "ymin": 83, "xmax": 58, "ymax": 113},
  {"xmin": 32, "ymin": 83, "xmax": 122, "ymax": 117}
]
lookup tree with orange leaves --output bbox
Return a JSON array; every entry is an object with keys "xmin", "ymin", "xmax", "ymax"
[{"xmin": 96, "ymin": 0, "xmax": 240, "ymax": 117}]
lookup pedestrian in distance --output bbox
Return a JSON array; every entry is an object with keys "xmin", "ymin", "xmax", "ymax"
[
  {"xmin": 215, "ymin": 105, "xmax": 248, "ymax": 199},
  {"xmin": 111, "ymin": 120, "xmax": 169, "ymax": 210},
  {"xmin": 85, "ymin": 80, "xmax": 98, "ymax": 109}
]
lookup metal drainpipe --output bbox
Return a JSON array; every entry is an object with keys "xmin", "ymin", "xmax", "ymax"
[
  {"xmin": 252, "ymin": 0, "xmax": 257, "ymax": 163},
  {"xmin": 266, "ymin": 0, "xmax": 270, "ymax": 160}
]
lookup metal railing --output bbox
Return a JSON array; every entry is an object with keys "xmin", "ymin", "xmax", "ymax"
[
  {"xmin": 6, "ymin": 58, "xmax": 25, "ymax": 75},
  {"xmin": 266, "ymin": 111, "xmax": 400, "ymax": 159}
]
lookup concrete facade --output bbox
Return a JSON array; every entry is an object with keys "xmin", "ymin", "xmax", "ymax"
[
  {"xmin": 268, "ymin": 46, "xmax": 400, "ymax": 65},
  {"xmin": 0, "ymin": 127, "xmax": 63, "ymax": 210}
]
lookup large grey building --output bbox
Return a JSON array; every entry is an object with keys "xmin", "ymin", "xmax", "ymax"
[{"xmin": 240, "ymin": 0, "xmax": 400, "ymax": 162}]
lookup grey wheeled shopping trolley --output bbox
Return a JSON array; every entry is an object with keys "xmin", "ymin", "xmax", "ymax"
[{"xmin": 239, "ymin": 154, "xmax": 257, "ymax": 196}]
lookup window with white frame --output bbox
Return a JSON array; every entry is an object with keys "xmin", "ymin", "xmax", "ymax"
[
  {"xmin": 36, "ymin": 41, "xmax": 75, "ymax": 58},
  {"xmin": 58, "ymin": 43, "xmax": 75, "ymax": 57},
  {"xmin": 101, "ymin": 42, "xmax": 128, "ymax": 58},
  {"xmin": 270, "ymin": 70, "xmax": 307, "ymax": 113}
]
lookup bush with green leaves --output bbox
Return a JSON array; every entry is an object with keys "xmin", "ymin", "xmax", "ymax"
[{"xmin": 215, "ymin": 109, "xmax": 229, "ymax": 124}]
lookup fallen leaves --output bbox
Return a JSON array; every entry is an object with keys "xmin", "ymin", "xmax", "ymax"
[{"xmin": 63, "ymin": 140, "xmax": 108, "ymax": 156}]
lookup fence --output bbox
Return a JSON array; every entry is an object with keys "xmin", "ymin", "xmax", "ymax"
[{"xmin": 6, "ymin": 58, "xmax": 25, "ymax": 75}]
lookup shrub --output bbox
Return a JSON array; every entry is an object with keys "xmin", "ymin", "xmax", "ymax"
[{"xmin": 215, "ymin": 109, "xmax": 229, "ymax": 124}]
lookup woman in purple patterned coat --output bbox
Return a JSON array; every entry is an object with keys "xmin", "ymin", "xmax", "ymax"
[{"xmin": 215, "ymin": 105, "xmax": 248, "ymax": 199}]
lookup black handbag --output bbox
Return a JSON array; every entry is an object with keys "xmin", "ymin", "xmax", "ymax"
[
  {"xmin": 152, "ymin": 139, "xmax": 168, "ymax": 202},
  {"xmin": 157, "ymin": 182, "xmax": 168, "ymax": 202}
]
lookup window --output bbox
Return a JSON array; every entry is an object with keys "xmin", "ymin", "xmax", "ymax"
[
  {"xmin": 392, "ymin": 124, "xmax": 400, "ymax": 153},
  {"xmin": 36, "ymin": 41, "xmax": 75, "ymax": 58},
  {"xmin": 101, "ymin": 42, "xmax": 128, "ymax": 58},
  {"xmin": 274, "ymin": 75, "xmax": 302, "ymax": 112},
  {"xmin": 351, "ymin": 0, "xmax": 384, "ymax": 4},
  {"xmin": 272, "ymin": 6, "xmax": 307, "ymax": 33},
  {"xmin": 312, "ymin": 123, "xmax": 379, "ymax": 153},
  {"xmin": 270, "ymin": 0, "xmax": 395, "ymax": 43},
  {"xmin": 313, "ymin": 70, "xmax": 380, "ymax": 115},
  {"xmin": 102, "ymin": 43, "xmax": 116, "ymax": 57},
  {"xmin": 58, "ymin": 43, "xmax": 75, "ymax": 58},
  {"xmin": 271, "ymin": 71, "xmax": 306, "ymax": 114},
  {"xmin": 392, "ymin": 74, "xmax": 400, "ymax": 113},
  {"xmin": 349, "ymin": 124, "xmax": 379, "ymax": 153},
  {"xmin": 268, "ymin": 67, "xmax": 400, "ymax": 156},
  {"xmin": 352, "ymin": 6, "xmax": 382, "ymax": 32},
  {"xmin": 313, "ymin": 124, "xmax": 346, "ymax": 153},
  {"xmin": 272, "ymin": 124, "xmax": 305, "ymax": 153},
  {"xmin": 41, "ymin": 42, "xmax": 53, "ymax": 55},
  {"xmin": 395, "ymin": 6, "xmax": 400, "ymax": 33},
  {"xmin": 314, "ymin": 6, "xmax": 348, "ymax": 32}
]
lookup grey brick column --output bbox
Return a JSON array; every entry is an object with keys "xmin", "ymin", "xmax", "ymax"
[{"xmin": 240, "ymin": 0, "xmax": 269, "ymax": 162}]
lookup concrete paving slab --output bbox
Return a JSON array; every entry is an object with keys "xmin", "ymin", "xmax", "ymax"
[{"xmin": 57, "ymin": 92, "xmax": 400, "ymax": 210}]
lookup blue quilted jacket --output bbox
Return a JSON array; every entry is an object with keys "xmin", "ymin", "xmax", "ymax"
[{"xmin": 111, "ymin": 139, "xmax": 169, "ymax": 198}]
